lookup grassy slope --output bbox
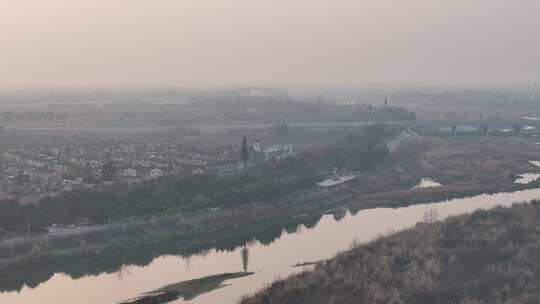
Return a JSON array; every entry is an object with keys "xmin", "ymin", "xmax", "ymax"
[{"xmin": 241, "ymin": 201, "xmax": 540, "ymax": 304}]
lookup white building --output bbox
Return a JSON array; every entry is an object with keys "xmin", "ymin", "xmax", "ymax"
[
  {"xmin": 264, "ymin": 144, "xmax": 295, "ymax": 160},
  {"xmin": 150, "ymin": 168, "xmax": 164, "ymax": 178},
  {"xmin": 283, "ymin": 144, "xmax": 294, "ymax": 157},
  {"xmin": 123, "ymin": 168, "xmax": 137, "ymax": 178},
  {"xmin": 253, "ymin": 139, "xmax": 262, "ymax": 152},
  {"xmin": 62, "ymin": 178, "xmax": 83, "ymax": 187}
]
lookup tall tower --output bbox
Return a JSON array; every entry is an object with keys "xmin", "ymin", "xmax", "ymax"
[{"xmin": 241, "ymin": 136, "xmax": 249, "ymax": 162}]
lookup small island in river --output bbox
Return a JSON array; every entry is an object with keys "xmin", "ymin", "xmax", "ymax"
[{"xmin": 120, "ymin": 272, "xmax": 254, "ymax": 304}]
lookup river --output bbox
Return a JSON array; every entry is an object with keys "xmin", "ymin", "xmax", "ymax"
[{"xmin": 3, "ymin": 188, "xmax": 540, "ymax": 304}]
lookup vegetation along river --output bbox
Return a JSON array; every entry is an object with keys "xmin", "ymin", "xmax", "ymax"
[{"xmin": 3, "ymin": 188, "xmax": 540, "ymax": 304}]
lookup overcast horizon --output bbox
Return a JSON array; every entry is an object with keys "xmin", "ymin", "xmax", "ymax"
[{"xmin": 2, "ymin": 0, "xmax": 540, "ymax": 88}]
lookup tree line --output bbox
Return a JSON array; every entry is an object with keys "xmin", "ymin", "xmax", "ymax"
[{"xmin": 0, "ymin": 124, "xmax": 393, "ymax": 234}]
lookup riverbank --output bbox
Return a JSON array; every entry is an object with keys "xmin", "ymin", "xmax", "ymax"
[
  {"xmin": 5, "ymin": 186, "xmax": 540, "ymax": 304},
  {"xmin": 241, "ymin": 200, "xmax": 540, "ymax": 304},
  {"xmin": 1, "ymin": 179, "xmax": 538, "ymax": 293},
  {"xmin": 2, "ymin": 136, "xmax": 540, "ymax": 292}
]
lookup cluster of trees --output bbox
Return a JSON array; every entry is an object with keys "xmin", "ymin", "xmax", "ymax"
[
  {"xmin": 179, "ymin": 96, "xmax": 417, "ymax": 124},
  {"xmin": 0, "ymin": 125, "xmax": 393, "ymax": 233},
  {"xmin": 0, "ymin": 200, "xmax": 25, "ymax": 231},
  {"xmin": 242, "ymin": 201, "xmax": 540, "ymax": 304}
]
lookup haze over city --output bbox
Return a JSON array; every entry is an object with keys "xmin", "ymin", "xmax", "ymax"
[
  {"xmin": 5, "ymin": 2, "xmax": 540, "ymax": 304},
  {"xmin": 2, "ymin": 0, "xmax": 540, "ymax": 88}
]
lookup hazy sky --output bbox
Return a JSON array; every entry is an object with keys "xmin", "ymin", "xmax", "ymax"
[{"xmin": 1, "ymin": 0, "xmax": 540, "ymax": 88}]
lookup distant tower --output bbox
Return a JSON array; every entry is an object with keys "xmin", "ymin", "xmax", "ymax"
[
  {"xmin": 241, "ymin": 136, "xmax": 249, "ymax": 162},
  {"xmin": 384, "ymin": 97, "xmax": 388, "ymax": 106}
]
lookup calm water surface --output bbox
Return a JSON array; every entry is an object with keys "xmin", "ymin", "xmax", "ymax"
[{"xmin": 4, "ymin": 188, "xmax": 540, "ymax": 304}]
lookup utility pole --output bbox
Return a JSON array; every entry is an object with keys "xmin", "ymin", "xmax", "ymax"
[
  {"xmin": 534, "ymin": 81, "xmax": 538, "ymax": 102},
  {"xmin": 368, "ymin": 104, "xmax": 373, "ymax": 126}
]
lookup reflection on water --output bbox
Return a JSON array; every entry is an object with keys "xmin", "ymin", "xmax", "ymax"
[
  {"xmin": 241, "ymin": 245, "xmax": 249, "ymax": 273},
  {"xmin": 3, "ymin": 188, "xmax": 540, "ymax": 304}
]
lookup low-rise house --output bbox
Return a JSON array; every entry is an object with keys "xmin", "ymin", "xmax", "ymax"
[
  {"xmin": 150, "ymin": 168, "xmax": 164, "ymax": 178},
  {"xmin": 62, "ymin": 178, "xmax": 83, "ymax": 189},
  {"xmin": 192, "ymin": 168, "xmax": 205, "ymax": 175},
  {"xmin": 123, "ymin": 168, "xmax": 137, "ymax": 178}
]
